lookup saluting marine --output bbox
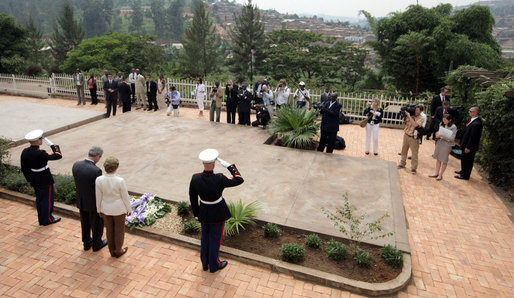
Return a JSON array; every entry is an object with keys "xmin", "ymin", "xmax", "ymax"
[
  {"xmin": 20, "ymin": 130, "xmax": 63, "ymax": 226},
  {"xmin": 189, "ymin": 149, "xmax": 244, "ymax": 273}
]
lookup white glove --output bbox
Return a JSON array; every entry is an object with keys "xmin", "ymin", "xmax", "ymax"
[
  {"xmin": 43, "ymin": 137, "xmax": 53, "ymax": 146},
  {"xmin": 217, "ymin": 157, "xmax": 231, "ymax": 168}
]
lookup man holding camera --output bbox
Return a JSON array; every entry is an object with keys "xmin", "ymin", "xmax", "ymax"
[
  {"xmin": 225, "ymin": 80, "xmax": 238, "ymax": 124},
  {"xmin": 237, "ymin": 83, "xmax": 253, "ymax": 126},
  {"xmin": 317, "ymin": 93, "xmax": 342, "ymax": 153},
  {"xmin": 294, "ymin": 82, "xmax": 310, "ymax": 108},
  {"xmin": 260, "ymin": 84, "xmax": 274, "ymax": 117},
  {"xmin": 398, "ymin": 105, "xmax": 425, "ymax": 174}
]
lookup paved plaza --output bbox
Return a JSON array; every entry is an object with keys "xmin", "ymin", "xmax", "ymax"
[{"xmin": 1, "ymin": 95, "xmax": 513, "ymax": 297}]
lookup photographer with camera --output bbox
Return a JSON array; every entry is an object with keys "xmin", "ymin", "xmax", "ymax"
[
  {"xmin": 294, "ymin": 82, "xmax": 311, "ymax": 108},
  {"xmin": 209, "ymin": 81, "xmax": 223, "ymax": 122},
  {"xmin": 275, "ymin": 79, "xmax": 290, "ymax": 109},
  {"xmin": 165, "ymin": 86, "xmax": 181, "ymax": 117},
  {"xmin": 260, "ymin": 84, "xmax": 274, "ymax": 117},
  {"xmin": 398, "ymin": 105, "xmax": 425, "ymax": 174},
  {"xmin": 317, "ymin": 93, "xmax": 342, "ymax": 154},
  {"xmin": 225, "ymin": 80, "xmax": 238, "ymax": 124},
  {"xmin": 237, "ymin": 83, "xmax": 253, "ymax": 126}
]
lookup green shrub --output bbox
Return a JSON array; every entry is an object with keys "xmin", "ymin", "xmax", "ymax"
[
  {"xmin": 0, "ymin": 138, "xmax": 11, "ymax": 172},
  {"xmin": 1, "ymin": 169, "xmax": 34, "ymax": 195},
  {"xmin": 305, "ymin": 234, "xmax": 322, "ymax": 249},
  {"xmin": 325, "ymin": 239, "xmax": 347, "ymax": 261},
  {"xmin": 184, "ymin": 220, "xmax": 201, "ymax": 234},
  {"xmin": 354, "ymin": 248, "xmax": 372, "ymax": 268},
  {"xmin": 381, "ymin": 245, "xmax": 403, "ymax": 268},
  {"xmin": 263, "ymin": 222, "xmax": 281, "ymax": 238},
  {"xmin": 225, "ymin": 200, "xmax": 260, "ymax": 236},
  {"xmin": 280, "ymin": 243, "xmax": 305, "ymax": 263},
  {"xmin": 53, "ymin": 175, "xmax": 76, "ymax": 205},
  {"xmin": 176, "ymin": 201, "xmax": 190, "ymax": 217},
  {"xmin": 267, "ymin": 106, "xmax": 320, "ymax": 149}
]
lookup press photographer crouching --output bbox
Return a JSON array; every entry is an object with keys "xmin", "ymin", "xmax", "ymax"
[
  {"xmin": 250, "ymin": 90, "xmax": 271, "ymax": 128},
  {"xmin": 398, "ymin": 105, "xmax": 425, "ymax": 174}
]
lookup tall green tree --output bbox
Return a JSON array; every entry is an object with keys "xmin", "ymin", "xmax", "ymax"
[
  {"xmin": 129, "ymin": 0, "xmax": 144, "ymax": 35},
  {"xmin": 82, "ymin": 0, "xmax": 108, "ymax": 38},
  {"xmin": 151, "ymin": 0, "xmax": 166, "ymax": 37},
  {"xmin": 228, "ymin": 0, "xmax": 264, "ymax": 83},
  {"xmin": 50, "ymin": 0, "xmax": 84, "ymax": 66},
  {"xmin": 167, "ymin": 0, "xmax": 185, "ymax": 40},
  {"xmin": 179, "ymin": 1, "xmax": 222, "ymax": 77},
  {"xmin": 26, "ymin": 15, "xmax": 44, "ymax": 65},
  {"xmin": 0, "ymin": 14, "xmax": 28, "ymax": 73}
]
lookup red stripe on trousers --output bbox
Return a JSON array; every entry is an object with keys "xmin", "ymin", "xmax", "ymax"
[
  {"xmin": 48, "ymin": 185, "xmax": 52, "ymax": 223},
  {"xmin": 217, "ymin": 223, "xmax": 225, "ymax": 267}
]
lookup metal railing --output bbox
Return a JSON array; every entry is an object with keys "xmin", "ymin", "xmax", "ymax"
[{"xmin": 0, "ymin": 73, "xmax": 426, "ymax": 127}]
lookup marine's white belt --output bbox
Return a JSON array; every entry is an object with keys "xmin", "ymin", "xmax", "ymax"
[
  {"xmin": 200, "ymin": 196, "xmax": 223, "ymax": 205},
  {"xmin": 31, "ymin": 165, "xmax": 49, "ymax": 172}
]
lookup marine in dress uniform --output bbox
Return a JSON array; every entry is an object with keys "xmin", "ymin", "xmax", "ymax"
[
  {"xmin": 20, "ymin": 130, "xmax": 62, "ymax": 226},
  {"xmin": 189, "ymin": 149, "xmax": 244, "ymax": 273}
]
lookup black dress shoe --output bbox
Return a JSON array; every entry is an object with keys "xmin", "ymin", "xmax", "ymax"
[
  {"xmin": 454, "ymin": 175, "xmax": 469, "ymax": 180},
  {"xmin": 202, "ymin": 265, "xmax": 208, "ymax": 271},
  {"xmin": 93, "ymin": 239, "xmax": 108, "ymax": 252},
  {"xmin": 454, "ymin": 170, "xmax": 462, "ymax": 174},
  {"xmin": 83, "ymin": 243, "xmax": 92, "ymax": 251},
  {"xmin": 42, "ymin": 217, "xmax": 61, "ymax": 226},
  {"xmin": 210, "ymin": 261, "xmax": 228, "ymax": 273}
]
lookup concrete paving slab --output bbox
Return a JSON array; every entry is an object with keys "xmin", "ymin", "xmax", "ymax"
[
  {"xmin": 7, "ymin": 111, "xmax": 408, "ymax": 251},
  {"xmin": 0, "ymin": 101, "xmax": 104, "ymax": 145}
]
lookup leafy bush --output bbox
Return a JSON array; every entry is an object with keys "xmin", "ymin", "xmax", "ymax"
[
  {"xmin": 325, "ymin": 239, "xmax": 347, "ymax": 261},
  {"xmin": 267, "ymin": 106, "xmax": 320, "ymax": 149},
  {"xmin": 381, "ymin": 245, "xmax": 404, "ymax": 268},
  {"xmin": 0, "ymin": 138, "xmax": 11, "ymax": 173},
  {"xmin": 225, "ymin": 200, "xmax": 260, "ymax": 236},
  {"xmin": 0, "ymin": 169, "xmax": 34, "ymax": 195},
  {"xmin": 322, "ymin": 193, "xmax": 393, "ymax": 252},
  {"xmin": 305, "ymin": 234, "xmax": 322, "ymax": 249},
  {"xmin": 176, "ymin": 201, "xmax": 190, "ymax": 217},
  {"xmin": 263, "ymin": 223, "xmax": 281, "ymax": 238},
  {"xmin": 280, "ymin": 243, "xmax": 305, "ymax": 263},
  {"xmin": 53, "ymin": 175, "xmax": 76, "ymax": 205},
  {"xmin": 354, "ymin": 248, "xmax": 372, "ymax": 268},
  {"xmin": 184, "ymin": 220, "xmax": 201, "ymax": 234}
]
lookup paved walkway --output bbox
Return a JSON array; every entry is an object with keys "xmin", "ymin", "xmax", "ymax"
[{"xmin": 1, "ymin": 95, "xmax": 513, "ymax": 297}]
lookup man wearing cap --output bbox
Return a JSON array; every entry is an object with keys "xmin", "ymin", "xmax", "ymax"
[
  {"xmin": 189, "ymin": 149, "xmax": 244, "ymax": 273},
  {"xmin": 20, "ymin": 130, "xmax": 62, "ymax": 226},
  {"xmin": 294, "ymin": 82, "xmax": 310, "ymax": 108}
]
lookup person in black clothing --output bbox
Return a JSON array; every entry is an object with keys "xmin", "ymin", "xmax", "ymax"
[
  {"xmin": 20, "ymin": 130, "xmax": 62, "ymax": 226},
  {"xmin": 103, "ymin": 74, "xmax": 118, "ymax": 118},
  {"xmin": 455, "ymin": 106, "xmax": 483, "ymax": 180},
  {"xmin": 189, "ymin": 149, "xmax": 244, "ymax": 273},
  {"xmin": 434, "ymin": 101, "xmax": 462, "ymax": 129},
  {"xmin": 72, "ymin": 146, "xmax": 107, "ymax": 252},
  {"xmin": 237, "ymin": 83, "xmax": 252, "ymax": 125},
  {"xmin": 317, "ymin": 93, "xmax": 342, "ymax": 153},
  {"xmin": 225, "ymin": 80, "xmax": 238, "ymax": 124},
  {"xmin": 428, "ymin": 87, "xmax": 450, "ymax": 140},
  {"xmin": 146, "ymin": 75, "xmax": 158, "ymax": 111},
  {"xmin": 118, "ymin": 76, "xmax": 132, "ymax": 113},
  {"xmin": 88, "ymin": 72, "xmax": 98, "ymax": 105}
]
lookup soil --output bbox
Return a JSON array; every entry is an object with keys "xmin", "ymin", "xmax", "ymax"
[{"xmin": 175, "ymin": 214, "xmax": 401, "ymax": 283}]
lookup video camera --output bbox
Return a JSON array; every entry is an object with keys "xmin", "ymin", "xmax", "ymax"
[
  {"xmin": 400, "ymin": 104, "xmax": 417, "ymax": 118},
  {"xmin": 312, "ymin": 102, "xmax": 324, "ymax": 110},
  {"xmin": 251, "ymin": 104, "xmax": 270, "ymax": 127}
]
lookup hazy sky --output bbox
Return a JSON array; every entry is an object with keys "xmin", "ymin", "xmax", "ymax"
[{"xmin": 234, "ymin": 0, "xmax": 480, "ymax": 18}]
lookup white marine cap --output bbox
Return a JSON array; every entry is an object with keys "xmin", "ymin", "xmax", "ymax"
[
  {"xmin": 198, "ymin": 148, "xmax": 219, "ymax": 163},
  {"xmin": 24, "ymin": 129, "xmax": 44, "ymax": 142},
  {"xmin": 299, "ymin": 81, "xmax": 305, "ymax": 86}
]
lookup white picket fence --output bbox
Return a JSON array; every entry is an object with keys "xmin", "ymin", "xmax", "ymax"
[{"xmin": 0, "ymin": 73, "xmax": 424, "ymax": 127}]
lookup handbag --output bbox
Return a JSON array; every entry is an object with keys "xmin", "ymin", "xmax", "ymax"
[{"xmin": 359, "ymin": 115, "xmax": 371, "ymax": 128}]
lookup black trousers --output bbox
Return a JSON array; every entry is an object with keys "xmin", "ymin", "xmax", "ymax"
[
  {"xmin": 130, "ymin": 83, "xmax": 136, "ymax": 102},
  {"xmin": 89, "ymin": 87, "xmax": 98, "ymax": 104},
  {"xmin": 105, "ymin": 94, "xmax": 117, "ymax": 117},
  {"xmin": 201, "ymin": 222, "xmax": 224, "ymax": 272},
  {"xmin": 148, "ymin": 94, "xmax": 158, "ymax": 110},
  {"xmin": 34, "ymin": 185, "xmax": 57, "ymax": 225},
  {"xmin": 460, "ymin": 150, "xmax": 476, "ymax": 179},
  {"xmin": 79, "ymin": 209, "xmax": 104, "ymax": 249},
  {"xmin": 238, "ymin": 111, "xmax": 250, "ymax": 125},
  {"xmin": 317, "ymin": 130, "xmax": 337, "ymax": 153},
  {"xmin": 428, "ymin": 118, "xmax": 437, "ymax": 139},
  {"xmin": 227, "ymin": 106, "xmax": 237, "ymax": 124},
  {"xmin": 122, "ymin": 100, "xmax": 131, "ymax": 113}
]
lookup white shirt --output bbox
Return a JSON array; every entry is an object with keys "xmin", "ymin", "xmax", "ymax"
[
  {"xmin": 294, "ymin": 88, "xmax": 310, "ymax": 102},
  {"xmin": 421, "ymin": 112, "xmax": 427, "ymax": 128},
  {"xmin": 128, "ymin": 72, "xmax": 137, "ymax": 84},
  {"xmin": 95, "ymin": 173, "xmax": 131, "ymax": 216},
  {"xmin": 468, "ymin": 116, "xmax": 478, "ymax": 126},
  {"xmin": 275, "ymin": 86, "xmax": 290, "ymax": 105},
  {"xmin": 195, "ymin": 84, "xmax": 206, "ymax": 100}
]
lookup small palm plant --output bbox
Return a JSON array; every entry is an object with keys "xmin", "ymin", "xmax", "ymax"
[
  {"xmin": 224, "ymin": 200, "xmax": 260, "ymax": 236},
  {"xmin": 267, "ymin": 106, "xmax": 320, "ymax": 149}
]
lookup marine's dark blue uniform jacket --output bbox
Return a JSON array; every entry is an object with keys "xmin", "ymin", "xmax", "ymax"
[{"xmin": 20, "ymin": 145, "xmax": 62, "ymax": 187}]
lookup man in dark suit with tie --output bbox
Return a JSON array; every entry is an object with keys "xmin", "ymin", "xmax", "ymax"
[
  {"xmin": 434, "ymin": 101, "xmax": 462, "ymax": 130},
  {"xmin": 320, "ymin": 85, "xmax": 331, "ymax": 104},
  {"xmin": 103, "ymin": 74, "xmax": 118, "ymax": 118},
  {"xmin": 119, "ymin": 76, "xmax": 132, "ymax": 113},
  {"xmin": 317, "ymin": 92, "xmax": 342, "ymax": 153},
  {"xmin": 72, "ymin": 146, "xmax": 107, "ymax": 251},
  {"xmin": 455, "ymin": 106, "xmax": 483, "ymax": 180},
  {"xmin": 146, "ymin": 75, "xmax": 158, "ymax": 111},
  {"xmin": 428, "ymin": 87, "xmax": 450, "ymax": 140}
]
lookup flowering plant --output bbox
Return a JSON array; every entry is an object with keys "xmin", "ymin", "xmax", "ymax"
[{"xmin": 126, "ymin": 193, "xmax": 171, "ymax": 230}]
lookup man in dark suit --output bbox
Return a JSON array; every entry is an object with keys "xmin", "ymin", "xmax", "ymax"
[
  {"xmin": 455, "ymin": 106, "xmax": 483, "ymax": 180},
  {"xmin": 320, "ymin": 85, "xmax": 331, "ymax": 104},
  {"xmin": 146, "ymin": 75, "xmax": 158, "ymax": 111},
  {"xmin": 103, "ymin": 74, "xmax": 118, "ymax": 118},
  {"xmin": 72, "ymin": 146, "xmax": 107, "ymax": 251},
  {"xmin": 317, "ymin": 92, "xmax": 342, "ymax": 153},
  {"xmin": 119, "ymin": 76, "xmax": 132, "ymax": 113},
  {"xmin": 428, "ymin": 87, "xmax": 450, "ymax": 140},
  {"xmin": 237, "ymin": 83, "xmax": 252, "ymax": 125},
  {"xmin": 225, "ymin": 80, "xmax": 238, "ymax": 124},
  {"xmin": 434, "ymin": 101, "xmax": 462, "ymax": 130}
]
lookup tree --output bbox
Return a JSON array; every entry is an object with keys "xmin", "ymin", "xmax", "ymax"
[
  {"xmin": 150, "ymin": 0, "xmax": 166, "ymax": 37},
  {"xmin": 0, "ymin": 13, "xmax": 28, "ymax": 73},
  {"xmin": 228, "ymin": 0, "xmax": 264, "ymax": 83},
  {"xmin": 82, "ymin": 0, "xmax": 108, "ymax": 38},
  {"xmin": 50, "ymin": 0, "xmax": 84, "ymax": 66},
  {"xmin": 26, "ymin": 15, "xmax": 44, "ymax": 65},
  {"xmin": 167, "ymin": 0, "xmax": 185, "ymax": 40},
  {"xmin": 179, "ymin": 1, "xmax": 222, "ymax": 77},
  {"xmin": 129, "ymin": 0, "xmax": 144, "ymax": 35}
]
